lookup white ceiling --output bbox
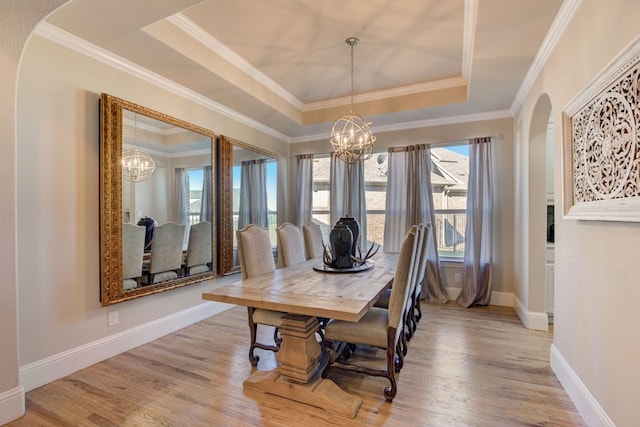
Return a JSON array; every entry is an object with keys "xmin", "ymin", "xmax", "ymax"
[{"xmin": 44, "ymin": 0, "xmax": 564, "ymax": 142}]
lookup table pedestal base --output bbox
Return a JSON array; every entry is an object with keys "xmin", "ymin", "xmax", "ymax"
[
  {"xmin": 244, "ymin": 369, "xmax": 362, "ymax": 418},
  {"xmin": 243, "ymin": 314, "xmax": 362, "ymax": 418}
]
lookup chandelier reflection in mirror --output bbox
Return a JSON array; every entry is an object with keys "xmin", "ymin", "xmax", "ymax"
[
  {"xmin": 122, "ymin": 113, "xmax": 156, "ymax": 182},
  {"xmin": 330, "ymin": 37, "xmax": 376, "ymax": 165}
]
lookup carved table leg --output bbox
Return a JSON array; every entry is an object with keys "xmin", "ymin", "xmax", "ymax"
[{"xmin": 243, "ymin": 314, "xmax": 362, "ymax": 418}]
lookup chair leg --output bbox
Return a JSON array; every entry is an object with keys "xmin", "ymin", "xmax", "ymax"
[
  {"xmin": 273, "ymin": 328, "xmax": 282, "ymax": 346},
  {"xmin": 247, "ymin": 307, "xmax": 260, "ymax": 367},
  {"xmin": 415, "ymin": 290, "xmax": 422, "ymax": 322},
  {"xmin": 385, "ymin": 328, "xmax": 398, "ymax": 401}
]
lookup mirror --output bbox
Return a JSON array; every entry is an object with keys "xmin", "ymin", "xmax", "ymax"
[
  {"xmin": 100, "ymin": 93, "xmax": 216, "ymax": 305},
  {"xmin": 218, "ymin": 135, "xmax": 278, "ymax": 276}
]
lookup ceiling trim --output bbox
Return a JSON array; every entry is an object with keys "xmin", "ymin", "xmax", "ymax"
[
  {"xmin": 34, "ymin": 21, "xmax": 292, "ymax": 142},
  {"xmin": 510, "ymin": 0, "xmax": 583, "ymax": 113},
  {"xmin": 461, "ymin": 0, "xmax": 478, "ymax": 84},
  {"xmin": 290, "ymin": 109, "xmax": 513, "ymax": 144}
]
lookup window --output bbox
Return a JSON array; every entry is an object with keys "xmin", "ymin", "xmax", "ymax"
[
  {"xmin": 311, "ymin": 143, "xmax": 469, "ymax": 258},
  {"xmin": 187, "ymin": 168, "xmax": 204, "ymax": 226}
]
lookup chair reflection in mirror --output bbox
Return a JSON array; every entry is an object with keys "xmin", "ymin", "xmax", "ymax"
[
  {"xmin": 184, "ymin": 221, "xmax": 212, "ymax": 276},
  {"xmin": 143, "ymin": 222, "xmax": 185, "ymax": 285},
  {"xmin": 237, "ymin": 224, "xmax": 286, "ymax": 366},
  {"xmin": 302, "ymin": 221, "xmax": 324, "ymax": 260},
  {"xmin": 122, "ymin": 223, "xmax": 145, "ymax": 290},
  {"xmin": 276, "ymin": 222, "xmax": 306, "ymax": 268}
]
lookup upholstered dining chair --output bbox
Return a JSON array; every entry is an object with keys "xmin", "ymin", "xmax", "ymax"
[
  {"xmin": 145, "ymin": 222, "xmax": 185, "ymax": 285},
  {"xmin": 302, "ymin": 221, "xmax": 324, "ymax": 260},
  {"xmin": 276, "ymin": 222, "xmax": 306, "ymax": 267},
  {"xmin": 237, "ymin": 224, "xmax": 287, "ymax": 366},
  {"xmin": 322, "ymin": 226, "xmax": 419, "ymax": 402},
  {"xmin": 184, "ymin": 221, "xmax": 212, "ymax": 276},
  {"xmin": 123, "ymin": 223, "xmax": 146, "ymax": 290}
]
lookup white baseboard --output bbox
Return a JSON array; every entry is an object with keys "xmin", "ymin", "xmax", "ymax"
[
  {"xmin": 550, "ymin": 344, "xmax": 614, "ymax": 427},
  {"xmin": 0, "ymin": 386, "xmax": 25, "ymax": 425},
  {"xmin": 20, "ymin": 301, "xmax": 232, "ymax": 393},
  {"xmin": 445, "ymin": 286, "xmax": 513, "ymax": 307},
  {"xmin": 513, "ymin": 294, "xmax": 549, "ymax": 331}
]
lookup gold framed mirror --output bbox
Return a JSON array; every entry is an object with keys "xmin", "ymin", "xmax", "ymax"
[
  {"xmin": 100, "ymin": 93, "xmax": 216, "ymax": 305},
  {"xmin": 218, "ymin": 135, "xmax": 278, "ymax": 276}
]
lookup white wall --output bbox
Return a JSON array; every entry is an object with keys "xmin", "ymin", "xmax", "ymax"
[
  {"xmin": 15, "ymin": 33, "xmax": 288, "ymax": 372},
  {"xmin": 514, "ymin": 0, "xmax": 640, "ymax": 424}
]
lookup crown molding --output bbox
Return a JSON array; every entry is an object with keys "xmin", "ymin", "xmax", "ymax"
[
  {"xmin": 33, "ymin": 21, "xmax": 291, "ymax": 143},
  {"xmin": 462, "ymin": 0, "xmax": 478, "ymax": 83},
  {"xmin": 290, "ymin": 109, "xmax": 513, "ymax": 143},
  {"xmin": 511, "ymin": 0, "xmax": 583, "ymax": 113}
]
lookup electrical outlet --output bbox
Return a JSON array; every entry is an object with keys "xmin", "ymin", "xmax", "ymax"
[
  {"xmin": 454, "ymin": 273, "xmax": 461, "ymax": 283},
  {"xmin": 108, "ymin": 310, "xmax": 119, "ymax": 326}
]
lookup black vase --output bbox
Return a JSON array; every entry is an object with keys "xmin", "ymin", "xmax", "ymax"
[
  {"xmin": 329, "ymin": 222, "xmax": 353, "ymax": 269},
  {"xmin": 338, "ymin": 216, "xmax": 359, "ymax": 256}
]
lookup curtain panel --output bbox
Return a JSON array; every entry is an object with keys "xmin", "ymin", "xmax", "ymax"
[
  {"xmin": 294, "ymin": 154, "xmax": 313, "ymax": 226},
  {"xmin": 329, "ymin": 154, "xmax": 368, "ymax": 251},
  {"xmin": 238, "ymin": 159, "xmax": 269, "ymax": 230},
  {"xmin": 200, "ymin": 165, "xmax": 213, "ymax": 224},
  {"xmin": 457, "ymin": 137, "xmax": 494, "ymax": 307},
  {"xmin": 384, "ymin": 144, "xmax": 448, "ymax": 303},
  {"xmin": 172, "ymin": 168, "xmax": 188, "ymax": 225}
]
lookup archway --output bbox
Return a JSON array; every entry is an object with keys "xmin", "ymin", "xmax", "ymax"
[{"xmin": 527, "ymin": 93, "xmax": 553, "ymax": 330}]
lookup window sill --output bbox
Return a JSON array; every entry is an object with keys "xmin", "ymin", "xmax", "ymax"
[{"xmin": 440, "ymin": 256, "xmax": 463, "ymax": 265}]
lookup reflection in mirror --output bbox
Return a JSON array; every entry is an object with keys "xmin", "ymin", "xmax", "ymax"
[
  {"xmin": 100, "ymin": 93, "xmax": 216, "ymax": 305},
  {"xmin": 218, "ymin": 136, "xmax": 277, "ymax": 276}
]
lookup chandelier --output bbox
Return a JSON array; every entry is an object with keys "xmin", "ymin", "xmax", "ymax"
[
  {"xmin": 122, "ymin": 113, "xmax": 155, "ymax": 182},
  {"xmin": 330, "ymin": 37, "xmax": 376, "ymax": 164}
]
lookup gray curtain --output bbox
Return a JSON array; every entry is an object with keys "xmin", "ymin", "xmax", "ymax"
[
  {"xmin": 330, "ymin": 153, "xmax": 368, "ymax": 251},
  {"xmin": 383, "ymin": 145, "xmax": 447, "ymax": 303},
  {"xmin": 238, "ymin": 159, "xmax": 268, "ymax": 229},
  {"xmin": 294, "ymin": 154, "xmax": 313, "ymax": 226},
  {"xmin": 457, "ymin": 137, "xmax": 493, "ymax": 307},
  {"xmin": 200, "ymin": 165, "xmax": 213, "ymax": 223},
  {"xmin": 172, "ymin": 168, "xmax": 188, "ymax": 225}
]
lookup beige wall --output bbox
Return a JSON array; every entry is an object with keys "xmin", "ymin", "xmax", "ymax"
[
  {"xmin": 514, "ymin": 0, "xmax": 640, "ymax": 424},
  {"xmin": 15, "ymin": 35, "xmax": 288, "ymax": 367},
  {"xmin": 290, "ymin": 118, "xmax": 515, "ymax": 296}
]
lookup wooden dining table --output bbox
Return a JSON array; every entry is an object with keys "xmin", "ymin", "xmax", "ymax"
[{"xmin": 201, "ymin": 252, "xmax": 398, "ymax": 418}]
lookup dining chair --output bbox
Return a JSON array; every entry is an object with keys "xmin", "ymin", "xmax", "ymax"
[
  {"xmin": 237, "ymin": 224, "xmax": 287, "ymax": 366},
  {"xmin": 123, "ymin": 223, "xmax": 145, "ymax": 290},
  {"xmin": 302, "ymin": 221, "xmax": 324, "ymax": 260},
  {"xmin": 145, "ymin": 222, "xmax": 185, "ymax": 285},
  {"xmin": 184, "ymin": 221, "xmax": 212, "ymax": 276},
  {"xmin": 276, "ymin": 222, "xmax": 306, "ymax": 267},
  {"xmin": 408, "ymin": 223, "xmax": 431, "ymax": 336},
  {"xmin": 322, "ymin": 226, "xmax": 419, "ymax": 402}
]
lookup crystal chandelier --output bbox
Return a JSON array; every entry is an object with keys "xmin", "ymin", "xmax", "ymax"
[
  {"xmin": 330, "ymin": 37, "xmax": 376, "ymax": 164},
  {"xmin": 122, "ymin": 113, "xmax": 155, "ymax": 182}
]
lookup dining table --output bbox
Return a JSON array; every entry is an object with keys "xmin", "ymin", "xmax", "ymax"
[{"xmin": 201, "ymin": 252, "xmax": 398, "ymax": 418}]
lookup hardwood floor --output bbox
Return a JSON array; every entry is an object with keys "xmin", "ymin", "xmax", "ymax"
[{"xmin": 7, "ymin": 303, "xmax": 585, "ymax": 426}]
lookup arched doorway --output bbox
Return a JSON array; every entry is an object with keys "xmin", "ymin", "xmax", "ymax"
[{"xmin": 527, "ymin": 93, "xmax": 553, "ymax": 330}]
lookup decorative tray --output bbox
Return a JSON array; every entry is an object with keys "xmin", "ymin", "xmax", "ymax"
[{"xmin": 313, "ymin": 261, "xmax": 374, "ymax": 273}]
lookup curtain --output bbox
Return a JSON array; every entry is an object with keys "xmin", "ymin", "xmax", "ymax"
[
  {"xmin": 200, "ymin": 165, "xmax": 213, "ymax": 223},
  {"xmin": 330, "ymin": 154, "xmax": 368, "ymax": 251},
  {"xmin": 238, "ymin": 159, "xmax": 268, "ymax": 230},
  {"xmin": 457, "ymin": 137, "xmax": 493, "ymax": 307},
  {"xmin": 294, "ymin": 154, "xmax": 313, "ymax": 226},
  {"xmin": 383, "ymin": 145, "xmax": 447, "ymax": 302},
  {"xmin": 172, "ymin": 168, "xmax": 188, "ymax": 225}
]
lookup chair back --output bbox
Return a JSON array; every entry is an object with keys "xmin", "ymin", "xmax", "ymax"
[
  {"xmin": 387, "ymin": 226, "xmax": 419, "ymax": 339},
  {"xmin": 413, "ymin": 223, "xmax": 431, "ymax": 294},
  {"xmin": 237, "ymin": 224, "xmax": 275, "ymax": 279},
  {"xmin": 149, "ymin": 222, "xmax": 185, "ymax": 275},
  {"xmin": 185, "ymin": 221, "xmax": 212, "ymax": 274},
  {"xmin": 276, "ymin": 223, "xmax": 306, "ymax": 267},
  {"xmin": 302, "ymin": 222, "xmax": 324, "ymax": 260},
  {"xmin": 123, "ymin": 223, "xmax": 145, "ymax": 279}
]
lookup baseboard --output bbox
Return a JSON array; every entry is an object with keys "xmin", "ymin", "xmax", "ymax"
[
  {"xmin": 513, "ymin": 294, "xmax": 549, "ymax": 331},
  {"xmin": 445, "ymin": 286, "xmax": 513, "ymax": 307},
  {"xmin": 20, "ymin": 301, "xmax": 231, "ymax": 393},
  {"xmin": 0, "ymin": 386, "xmax": 25, "ymax": 425},
  {"xmin": 550, "ymin": 344, "xmax": 614, "ymax": 427}
]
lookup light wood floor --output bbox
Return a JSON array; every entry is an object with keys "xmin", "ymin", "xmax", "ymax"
[{"xmin": 7, "ymin": 303, "xmax": 585, "ymax": 426}]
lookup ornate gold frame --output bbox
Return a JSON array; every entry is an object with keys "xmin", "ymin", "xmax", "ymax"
[
  {"xmin": 100, "ymin": 93, "xmax": 217, "ymax": 305},
  {"xmin": 217, "ymin": 135, "xmax": 277, "ymax": 276}
]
